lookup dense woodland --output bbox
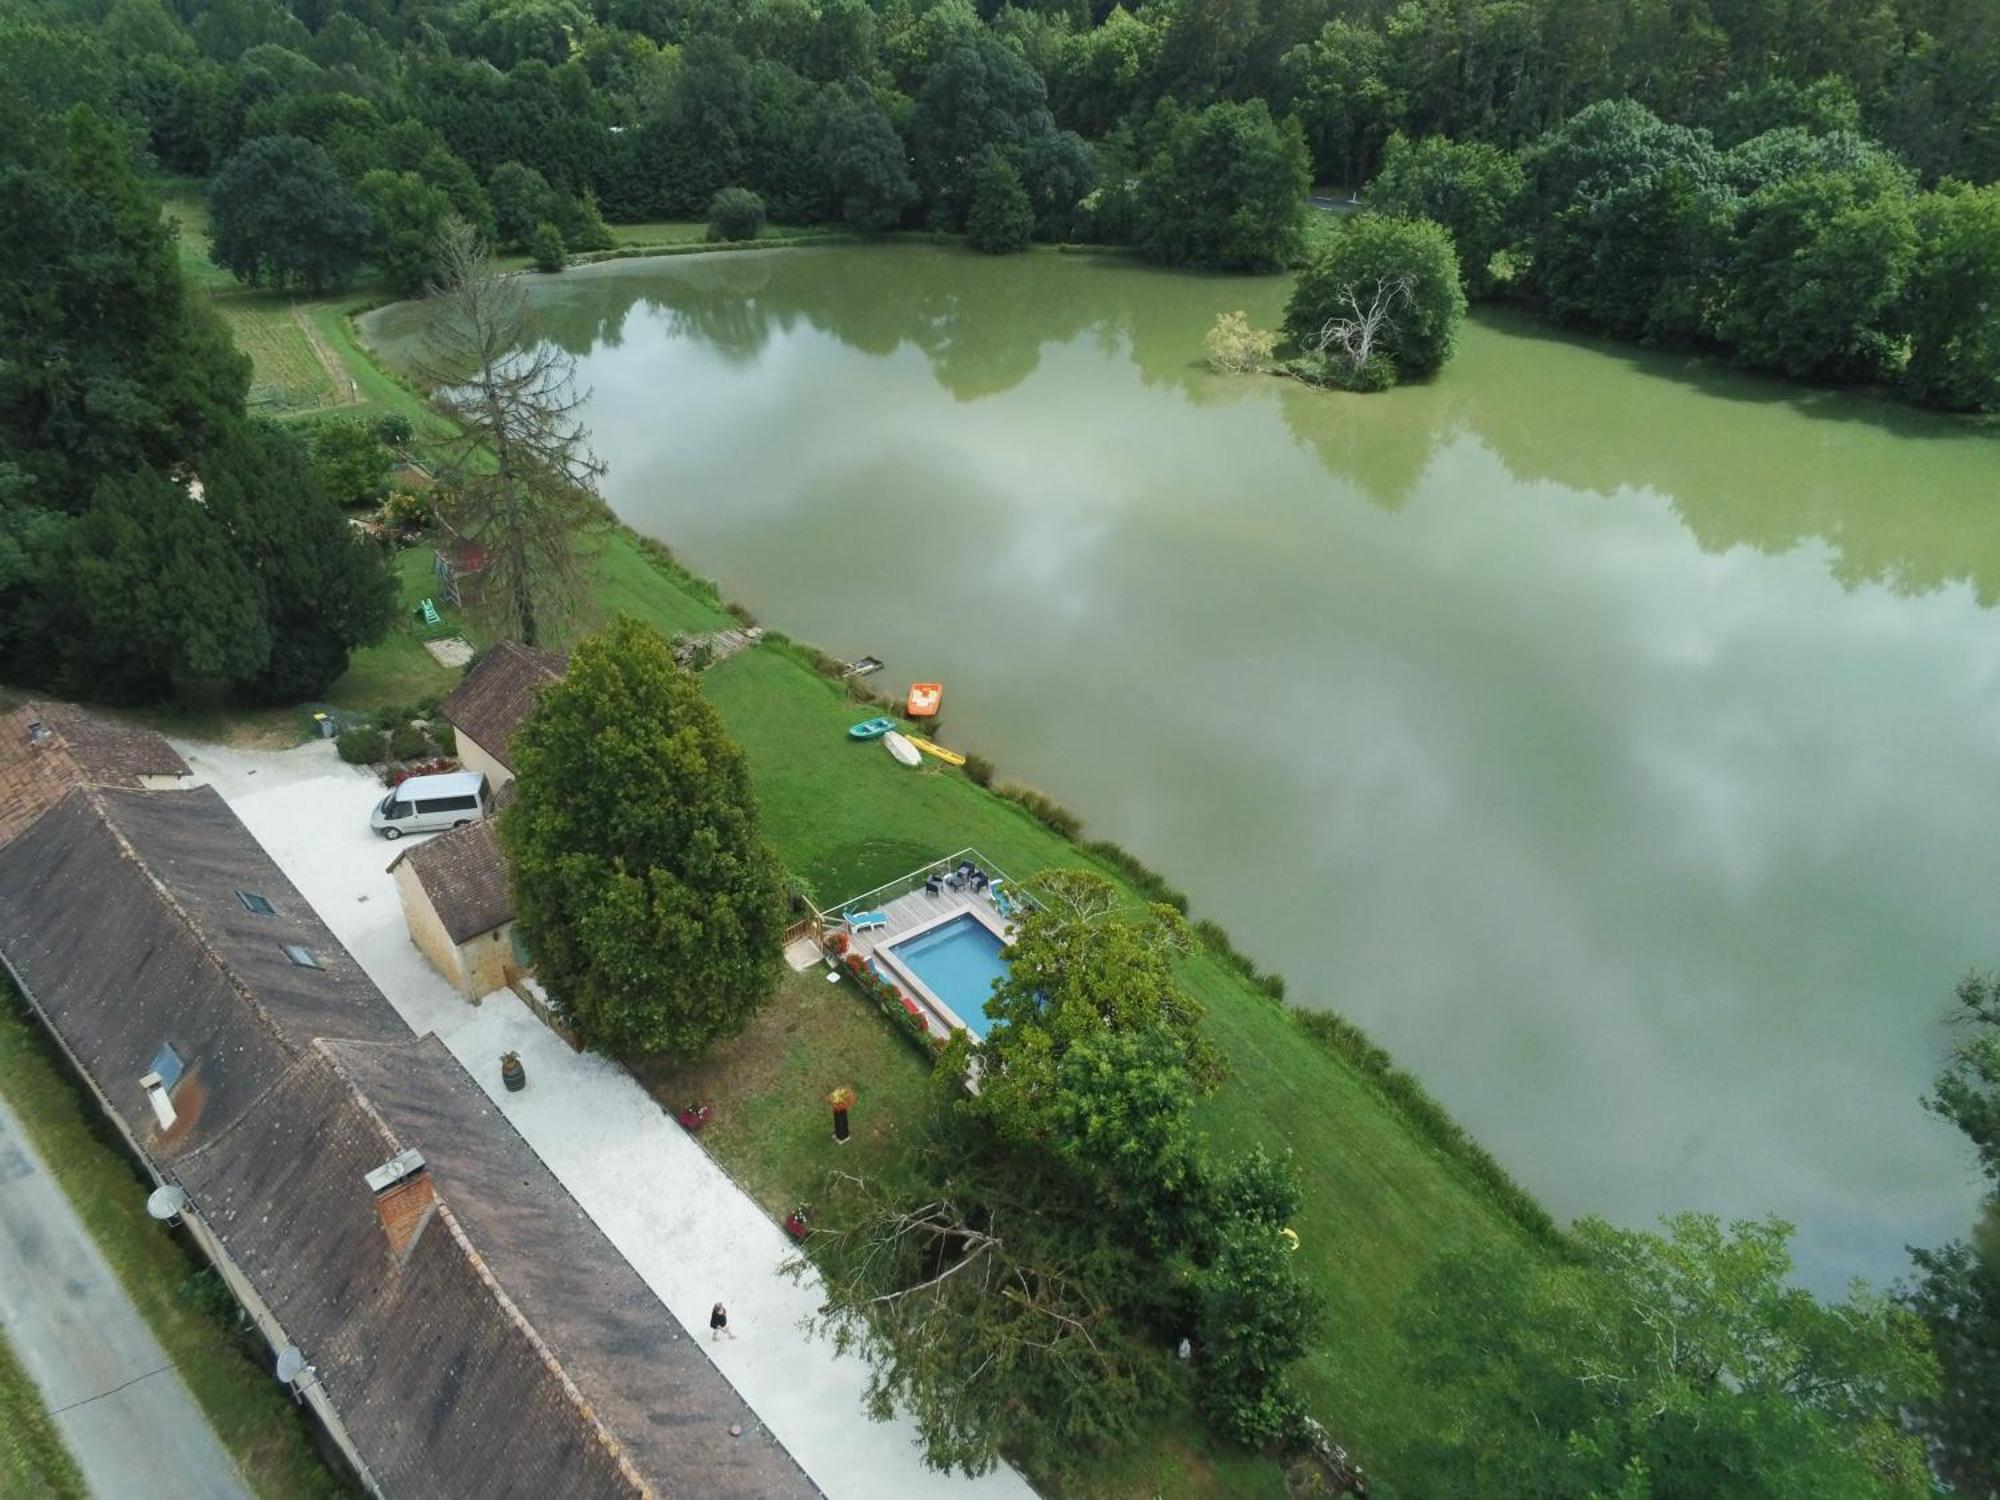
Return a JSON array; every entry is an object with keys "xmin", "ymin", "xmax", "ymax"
[{"xmin": 0, "ymin": 0, "xmax": 1994, "ymax": 405}]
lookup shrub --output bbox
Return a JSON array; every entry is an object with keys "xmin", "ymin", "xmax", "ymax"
[
  {"xmin": 725, "ymin": 600, "xmax": 759, "ymax": 627},
  {"xmin": 529, "ymin": 220, "xmax": 566, "ymax": 273},
  {"xmin": 1082, "ymin": 838, "xmax": 1189, "ymax": 912},
  {"xmin": 372, "ymin": 412, "xmax": 413, "ymax": 447},
  {"xmin": 706, "ymin": 187, "xmax": 767, "ymax": 242},
  {"xmin": 435, "ymin": 723, "xmax": 457, "ymax": 755},
  {"xmin": 997, "ymin": 783, "xmax": 1084, "ymax": 840},
  {"xmin": 961, "ymin": 752, "xmax": 994, "ymax": 786},
  {"xmin": 336, "ymin": 726, "xmax": 385, "ymax": 764},
  {"xmin": 966, "ymin": 150, "xmax": 1034, "ymax": 254},
  {"xmin": 1205, "ymin": 311, "xmax": 1278, "ymax": 373},
  {"xmin": 387, "ymin": 723, "xmax": 427, "ymax": 760},
  {"xmin": 382, "ymin": 488, "xmax": 431, "ymax": 530}
]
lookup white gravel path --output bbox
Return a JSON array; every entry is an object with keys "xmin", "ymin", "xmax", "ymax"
[{"xmin": 174, "ymin": 737, "xmax": 1034, "ymax": 1500}]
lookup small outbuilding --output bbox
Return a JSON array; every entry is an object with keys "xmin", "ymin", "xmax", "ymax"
[
  {"xmin": 386, "ymin": 814, "xmax": 522, "ymax": 1000},
  {"xmin": 437, "ymin": 640, "xmax": 565, "ymax": 791}
]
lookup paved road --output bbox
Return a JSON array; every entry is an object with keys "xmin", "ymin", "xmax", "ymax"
[
  {"xmin": 179, "ymin": 736, "xmax": 1036, "ymax": 1500},
  {"xmin": 0, "ymin": 1090, "xmax": 252, "ymax": 1500}
]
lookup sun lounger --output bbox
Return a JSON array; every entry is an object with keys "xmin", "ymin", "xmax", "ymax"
[{"xmin": 844, "ymin": 910, "xmax": 888, "ymax": 932}]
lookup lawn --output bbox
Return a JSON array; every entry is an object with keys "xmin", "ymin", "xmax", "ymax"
[
  {"xmin": 159, "ymin": 183, "xmax": 342, "ymax": 414},
  {"xmin": 0, "ymin": 1328, "xmax": 83, "ymax": 1500},
  {"xmin": 0, "ymin": 987, "xmax": 350, "ymax": 1500},
  {"xmin": 700, "ymin": 643, "xmax": 1538, "ymax": 1480},
  {"xmin": 632, "ymin": 967, "xmax": 1292, "ymax": 1500},
  {"xmin": 633, "ymin": 967, "xmax": 938, "ymax": 1214}
]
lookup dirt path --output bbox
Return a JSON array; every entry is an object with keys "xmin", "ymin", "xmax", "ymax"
[{"xmin": 292, "ymin": 305, "xmax": 359, "ymax": 407}]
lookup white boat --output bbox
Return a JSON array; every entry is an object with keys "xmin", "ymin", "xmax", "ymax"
[{"xmin": 882, "ymin": 731, "xmax": 921, "ymax": 768}]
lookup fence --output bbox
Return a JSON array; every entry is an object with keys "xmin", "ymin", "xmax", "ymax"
[{"xmin": 814, "ymin": 848, "xmax": 1041, "ymax": 924}]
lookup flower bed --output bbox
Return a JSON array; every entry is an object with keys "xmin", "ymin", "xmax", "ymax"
[{"xmin": 840, "ymin": 952, "xmax": 941, "ymax": 1061}]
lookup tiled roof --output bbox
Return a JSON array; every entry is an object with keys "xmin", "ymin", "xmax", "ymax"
[
  {"xmin": 0, "ymin": 702, "xmax": 188, "ymax": 847},
  {"xmin": 0, "ymin": 763, "xmax": 816, "ymax": 1500},
  {"xmin": 439, "ymin": 643, "xmax": 565, "ymax": 773},
  {"xmin": 388, "ymin": 817, "xmax": 513, "ymax": 943}
]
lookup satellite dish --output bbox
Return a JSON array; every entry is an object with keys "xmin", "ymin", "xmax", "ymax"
[
  {"xmin": 145, "ymin": 1185, "xmax": 187, "ymax": 1221},
  {"xmin": 275, "ymin": 1346, "xmax": 309, "ymax": 1384}
]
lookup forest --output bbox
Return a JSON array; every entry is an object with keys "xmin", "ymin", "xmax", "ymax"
[{"xmin": 0, "ymin": 0, "xmax": 1993, "ymax": 406}]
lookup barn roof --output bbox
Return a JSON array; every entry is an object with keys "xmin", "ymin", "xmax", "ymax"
[
  {"xmin": 439, "ymin": 643, "xmax": 565, "ymax": 773},
  {"xmin": 0, "ymin": 701, "xmax": 189, "ymax": 846},
  {"xmin": 387, "ymin": 816, "xmax": 514, "ymax": 944},
  {"xmin": 0, "ymin": 759, "xmax": 815, "ymax": 1500}
]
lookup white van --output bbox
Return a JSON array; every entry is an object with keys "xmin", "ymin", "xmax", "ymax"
[{"xmin": 370, "ymin": 771, "xmax": 490, "ymax": 839}]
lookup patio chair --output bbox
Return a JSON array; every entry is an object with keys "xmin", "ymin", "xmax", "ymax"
[{"xmin": 925, "ymin": 873, "xmax": 943, "ymax": 896}]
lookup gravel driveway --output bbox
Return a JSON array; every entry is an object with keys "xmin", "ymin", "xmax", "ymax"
[{"xmin": 174, "ymin": 738, "xmax": 1032, "ymax": 1500}]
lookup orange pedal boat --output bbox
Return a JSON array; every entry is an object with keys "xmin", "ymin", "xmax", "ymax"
[{"xmin": 907, "ymin": 682, "xmax": 943, "ymax": 717}]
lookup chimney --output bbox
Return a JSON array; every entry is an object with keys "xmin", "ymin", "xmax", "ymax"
[{"xmin": 364, "ymin": 1148, "xmax": 435, "ymax": 1261}]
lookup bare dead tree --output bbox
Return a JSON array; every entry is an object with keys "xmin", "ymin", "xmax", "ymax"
[
  {"xmin": 415, "ymin": 218, "xmax": 605, "ymax": 647},
  {"xmin": 1309, "ymin": 274, "xmax": 1414, "ymax": 376}
]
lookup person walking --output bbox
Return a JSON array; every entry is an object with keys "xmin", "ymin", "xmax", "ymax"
[{"xmin": 710, "ymin": 1301, "xmax": 734, "ymax": 1340}]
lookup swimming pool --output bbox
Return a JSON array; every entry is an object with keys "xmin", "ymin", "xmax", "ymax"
[{"xmin": 887, "ymin": 914, "xmax": 1011, "ymax": 1039}]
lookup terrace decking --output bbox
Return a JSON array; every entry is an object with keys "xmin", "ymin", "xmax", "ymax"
[{"xmin": 826, "ymin": 852, "xmax": 1030, "ymax": 1039}]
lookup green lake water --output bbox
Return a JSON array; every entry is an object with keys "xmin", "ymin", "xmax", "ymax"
[{"xmin": 365, "ymin": 244, "xmax": 2000, "ymax": 1291}]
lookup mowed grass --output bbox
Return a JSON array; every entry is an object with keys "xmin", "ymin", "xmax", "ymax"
[
  {"xmin": 0, "ymin": 1329, "xmax": 83, "ymax": 1500},
  {"xmin": 159, "ymin": 184, "xmax": 337, "ymax": 412},
  {"xmin": 633, "ymin": 967, "xmax": 938, "ymax": 1213},
  {"xmin": 701, "ymin": 644, "xmax": 1536, "ymax": 1477},
  {"xmin": 0, "ymin": 989, "xmax": 349, "ymax": 1499},
  {"xmin": 633, "ymin": 965, "xmax": 1290, "ymax": 1500}
]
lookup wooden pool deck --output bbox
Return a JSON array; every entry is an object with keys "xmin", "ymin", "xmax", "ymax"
[{"xmin": 840, "ymin": 881, "xmax": 1016, "ymax": 1037}]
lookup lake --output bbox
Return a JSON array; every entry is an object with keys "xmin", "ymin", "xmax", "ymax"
[{"xmin": 365, "ymin": 244, "xmax": 2000, "ymax": 1292}]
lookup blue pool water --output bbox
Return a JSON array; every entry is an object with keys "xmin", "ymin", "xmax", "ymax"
[{"xmin": 889, "ymin": 915, "xmax": 1011, "ymax": 1039}]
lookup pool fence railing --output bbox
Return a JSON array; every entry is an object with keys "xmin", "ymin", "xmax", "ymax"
[{"xmin": 813, "ymin": 848, "xmax": 1041, "ymax": 926}]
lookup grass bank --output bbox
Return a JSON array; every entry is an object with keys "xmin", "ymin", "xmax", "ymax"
[
  {"xmin": 0, "ymin": 1327, "xmax": 83, "ymax": 1500},
  {"xmin": 179, "ymin": 225, "xmax": 1551, "ymax": 1490},
  {"xmin": 0, "ymin": 986, "xmax": 350, "ymax": 1499}
]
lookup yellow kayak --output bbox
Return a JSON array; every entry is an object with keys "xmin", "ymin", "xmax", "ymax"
[{"xmin": 906, "ymin": 735, "xmax": 966, "ymax": 766}]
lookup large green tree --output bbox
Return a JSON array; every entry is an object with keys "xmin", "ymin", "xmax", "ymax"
[
  {"xmin": 1399, "ymin": 1215, "xmax": 1937, "ymax": 1499},
  {"xmin": 0, "ymin": 107, "xmax": 247, "ymax": 508},
  {"xmin": 1285, "ymin": 213, "xmax": 1465, "ymax": 382},
  {"xmin": 500, "ymin": 615, "xmax": 785, "ymax": 1057},
  {"xmin": 35, "ymin": 467, "xmax": 269, "ymax": 701},
  {"xmin": 816, "ymin": 79, "xmax": 918, "ymax": 232},
  {"xmin": 207, "ymin": 134, "xmax": 373, "ymax": 291},
  {"xmin": 805, "ymin": 871, "xmax": 1316, "ymax": 1475},
  {"xmin": 357, "ymin": 167, "xmax": 454, "ymax": 296},
  {"xmin": 964, "ymin": 148, "xmax": 1032, "ymax": 253},
  {"xmin": 1712, "ymin": 164, "xmax": 1917, "ymax": 380},
  {"xmin": 1904, "ymin": 972, "xmax": 2000, "ymax": 1495},
  {"xmin": 911, "ymin": 32, "xmax": 1057, "ymax": 226},
  {"xmin": 1366, "ymin": 132, "xmax": 1525, "ymax": 298},
  {"xmin": 1134, "ymin": 100, "xmax": 1310, "ymax": 272},
  {"xmin": 203, "ymin": 420, "xmax": 394, "ymax": 702},
  {"xmin": 1901, "ymin": 182, "xmax": 2000, "ymax": 413},
  {"xmin": 1523, "ymin": 99, "xmax": 1733, "ymax": 343}
]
